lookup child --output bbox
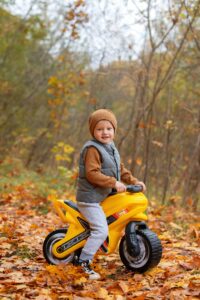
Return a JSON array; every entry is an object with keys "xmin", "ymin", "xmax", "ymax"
[{"xmin": 76, "ymin": 109, "xmax": 146, "ymax": 279}]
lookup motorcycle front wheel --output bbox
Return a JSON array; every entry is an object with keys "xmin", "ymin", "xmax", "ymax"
[
  {"xmin": 119, "ymin": 229, "xmax": 162, "ymax": 273},
  {"xmin": 43, "ymin": 228, "xmax": 75, "ymax": 265}
]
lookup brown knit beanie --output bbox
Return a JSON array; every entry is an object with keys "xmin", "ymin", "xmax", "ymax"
[{"xmin": 88, "ymin": 109, "xmax": 117, "ymax": 137}]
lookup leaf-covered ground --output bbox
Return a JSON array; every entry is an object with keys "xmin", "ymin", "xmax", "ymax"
[{"xmin": 0, "ymin": 185, "xmax": 199, "ymax": 300}]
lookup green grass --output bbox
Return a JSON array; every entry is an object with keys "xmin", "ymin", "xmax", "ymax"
[{"xmin": 0, "ymin": 157, "xmax": 76, "ymax": 199}]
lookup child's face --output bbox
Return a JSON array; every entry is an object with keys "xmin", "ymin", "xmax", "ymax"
[{"xmin": 93, "ymin": 120, "xmax": 115, "ymax": 144}]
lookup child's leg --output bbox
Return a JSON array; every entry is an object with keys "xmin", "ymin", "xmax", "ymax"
[{"xmin": 77, "ymin": 202, "xmax": 108, "ymax": 261}]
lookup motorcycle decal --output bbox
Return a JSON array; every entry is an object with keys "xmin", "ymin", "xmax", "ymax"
[
  {"xmin": 107, "ymin": 215, "xmax": 117, "ymax": 225},
  {"xmin": 100, "ymin": 237, "xmax": 109, "ymax": 253},
  {"xmin": 113, "ymin": 209, "xmax": 129, "ymax": 218},
  {"xmin": 57, "ymin": 217, "xmax": 90, "ymax": 253},
  {"xmin": 107, "ymin": 209, "xmax": 129, "ymax": 225}
]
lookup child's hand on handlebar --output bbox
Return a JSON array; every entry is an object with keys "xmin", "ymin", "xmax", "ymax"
[
  {"xmin": 135, "ymin": 181, "xmax": 146, "ymax": 192},
  {"xmin": 115, "ymin": 181, "xmax": 127, "ymax": 192}
]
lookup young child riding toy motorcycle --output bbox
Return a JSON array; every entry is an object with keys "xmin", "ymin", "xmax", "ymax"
[{"xmin": 75, "ymin": 109, "xmax": 146, "ymax": 279}]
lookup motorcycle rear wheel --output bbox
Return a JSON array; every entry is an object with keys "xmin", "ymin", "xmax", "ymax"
[
  {"xmin": 43, "ymin": 228, "xmax": 75, "ymax": 265},
  {"xmin": 119, "ymin": 229, "xmax": 162, "ymax": 273}
]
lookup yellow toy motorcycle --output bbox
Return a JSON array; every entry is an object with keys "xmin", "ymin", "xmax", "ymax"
[{"xmin": 43, "ymin": 185, "xmax": 162, "ymax": 273}]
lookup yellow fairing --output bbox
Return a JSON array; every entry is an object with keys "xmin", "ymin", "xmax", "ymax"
[
  {"xmin": 101, "ymin": 192, "xmax": 148, "ymax": 252},
  {"xmin": 101, "ymin": 191, "xmax": 148, "ymax": 218},
  {"xmin": 52, "ymin": 200, "xmax": 87, "ymax": 258},
  {"xmin": 52, "ymin": 192, "xmax": 148, "ymax": 258}
]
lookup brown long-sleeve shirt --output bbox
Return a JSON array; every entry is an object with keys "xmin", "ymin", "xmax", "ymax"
[{"xmin": 84, "ymin": 146, "xmax": 138, "ymax": 188}]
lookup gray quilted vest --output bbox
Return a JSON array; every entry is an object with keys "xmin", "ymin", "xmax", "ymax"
[{"xmin": 76, "ymin": 140, "xmax": 121, "ymax": 203}]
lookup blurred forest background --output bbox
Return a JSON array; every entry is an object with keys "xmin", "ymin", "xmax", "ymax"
[{"xmin": 0, "ymin": 0, "xmax": 199, "ymax": 207}]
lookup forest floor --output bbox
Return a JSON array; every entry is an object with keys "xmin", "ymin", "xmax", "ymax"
[{"xmin": 0, "ymin": 185, "xmax": 199, "ymax": 300}]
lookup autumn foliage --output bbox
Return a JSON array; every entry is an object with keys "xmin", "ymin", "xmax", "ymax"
[
  {"xmin": 0, "ymin": 0, "xmax": 200, "ymax": 298},
  {"xmin": 0, "ymin": 173, "xmax": 199, "ymax": 299}
]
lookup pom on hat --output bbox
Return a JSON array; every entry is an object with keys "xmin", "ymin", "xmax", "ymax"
[{"xmin": 88, "ymin": 109, "xmax": 117, "ymax": 137}]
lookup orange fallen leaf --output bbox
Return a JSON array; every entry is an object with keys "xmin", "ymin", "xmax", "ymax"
[
  {"xmin": 97, "ymin": 287, "xmax": 109, "ymax": 298},
  {"xmin": 73, "ymin": 276, "xmax": 87, "ymax": 286},
  {"xmin": 132, "ymin": 295, "xmax": 146, "ymax": 300},
  {"xmin": 73, "ymin": 296, "xmax": 94, "ymax": 300},
  {"xmin": 114, "ymin": 296, "xmax": 126, "ymax": 300},
  {"xmin": 179, "ymin": 262, "xmax": 193, "ymax": 271},
  {"xmin": 191, "ymin": 255, "xmax": 200, "ymax": 268},
  {"xmin": 118, "ymin": 280, "xmax": 129, "ymax": 294}
]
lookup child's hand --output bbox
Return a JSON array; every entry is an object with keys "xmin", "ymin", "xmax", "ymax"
[
  {"xmin": 115, "ymin": 181, "xmax": 126, "ymax": 192},
  {"xmin": 135, "ymin": 181, "xmax": 146, "ymax": 192}
]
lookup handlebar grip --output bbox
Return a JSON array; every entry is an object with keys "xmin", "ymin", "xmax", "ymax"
[{"xmin": 126, "ymin": 185, "xmax": 143, "ymax": 193}]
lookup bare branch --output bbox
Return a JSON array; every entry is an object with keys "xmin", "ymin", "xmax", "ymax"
[{"xmin": 147, "ymin": 0, "xmax": 154, "ymax": 49}]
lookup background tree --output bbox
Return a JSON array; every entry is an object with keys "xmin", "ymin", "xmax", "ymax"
[{"xmin": 0, "ymin": 0, "xmax": 199, "ymax": 206}]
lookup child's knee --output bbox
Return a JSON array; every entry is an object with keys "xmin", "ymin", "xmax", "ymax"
[
  {"xmin": 98, "ymin": 225, "xmax": 108, "ymax": 240},
  {"xmin": 91, "ymin": 223, "xmax": 108, "ymax": 240}
]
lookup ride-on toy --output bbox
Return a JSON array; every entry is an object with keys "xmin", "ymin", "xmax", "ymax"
[{"xmin": 43, "ymin": 185, "xmax": 162, "ymax": 273}]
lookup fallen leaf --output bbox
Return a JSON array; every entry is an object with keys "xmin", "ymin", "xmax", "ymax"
[
  {"xmin": 179, "ymin": 262, "xmax": 193, "ymax": 271},
  {"xmin": 169, "ymin": 222, "xmax": 182, "ymax": 230},
  {"xmin": 73, "ymin": 276, "xmax": 87, "ymax": 286},
  {"xmin": 114, "ymin": 296, "xmax": 126, "ymax": 300},
  {"xmin": 97, "ymin": 287, "xmax": 109, "ymax": 298},
  {"xmin": 118, "ymin": 281, "xmax": 129, "ymax": 294},
  {"xmin": 191, "ymin": 256, "xmax": 200, "ymax": 268}
]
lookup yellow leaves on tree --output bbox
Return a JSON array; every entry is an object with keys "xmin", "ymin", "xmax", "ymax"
[
  {"xmin": 52, "ymin": 142, "xmax": 74, "ymax": 163},
  {"xmin": 47, "ymin": 72, "xmax": 86, "ymax": 129}
]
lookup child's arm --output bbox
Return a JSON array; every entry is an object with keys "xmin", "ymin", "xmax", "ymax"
[
  {"xmin": 84, "ymin": 148, "xmax": 145, "ymax": 192},
  {"xmin": 120, "ymin": 163, "xmax": 138, "ymax": 184},
  {"xmin": 120, "ymin": 163, "xmax": 146, "ymax": 191}
]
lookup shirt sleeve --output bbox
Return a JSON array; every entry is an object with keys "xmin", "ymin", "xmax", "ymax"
[
  {"xmin": 84, "ymin": 146, "xmax": 117, "ymax": 188},
  {"xmin": 120, "ymin": 163, "xmax": 138, "ymax": 184}
]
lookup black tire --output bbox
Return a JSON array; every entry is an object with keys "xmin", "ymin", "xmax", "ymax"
[
  {"xmin": 43, "ymin": 228, "xmax": 75, "ymax": 265},
  {"xmin": 119, "ymin": 229, "xmax": 162, "ymax": 273}
]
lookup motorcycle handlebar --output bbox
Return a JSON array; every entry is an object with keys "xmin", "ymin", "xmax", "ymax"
[
  {"xmin": 126, "ymin": 185, "xmax": 143, "ymax": 193},
  {"xmin": 110, "ymin": 184, "xmax": 143, "ymax": 195}
]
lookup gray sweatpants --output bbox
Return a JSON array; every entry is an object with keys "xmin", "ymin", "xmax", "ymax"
[{"xmin": 77, "ymin": 202, "xmax": 108, "ymax": 261}]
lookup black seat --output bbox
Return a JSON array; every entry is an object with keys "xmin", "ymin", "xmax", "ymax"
[{"xmin": 64, "ymin": 200, "xmax": 80, "ymax": 212}]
